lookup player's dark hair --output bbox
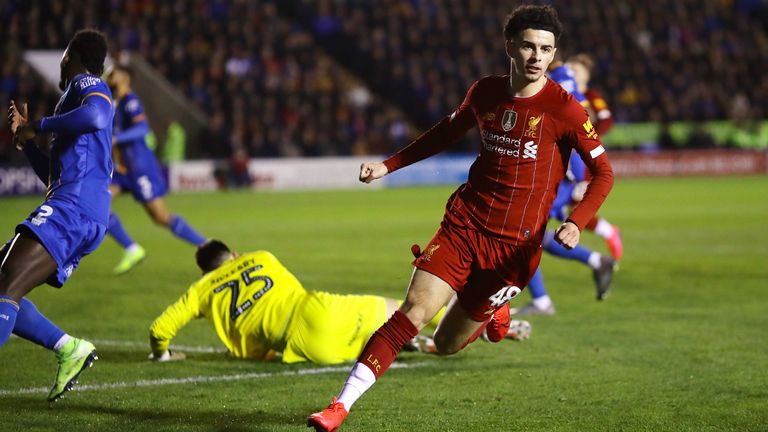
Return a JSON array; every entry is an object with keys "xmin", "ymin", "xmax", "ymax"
[
  {"xmin": 196, "ymin": 240, "xmax": 232, "ymax": 273},
  {"xmin": 67, "ymin": 29, "xmax": 108, "ymax": 76},
  {"xmin": 504, "ymin": 5, "xmax": 563, "ymax": 43}
]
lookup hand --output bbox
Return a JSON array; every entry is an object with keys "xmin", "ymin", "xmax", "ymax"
[
  {"xmin": 359, "ymin": 162, "xmax": 388, "ymax": 183},
  {"xmin": 554, "ymin": 221, "xmax": 580, "ymax": 249},
  {"xmin": 9, "ymin": 100, "xmax": 35, "ymax": 149},
  {"xmin": 148, "ymin": 350, "xmax": 187, "ymax": 362}
]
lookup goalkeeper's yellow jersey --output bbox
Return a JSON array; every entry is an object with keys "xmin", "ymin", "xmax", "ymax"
[{"xmin": 149, "ymin": 251, "xmax": 307, "ymax": 359}]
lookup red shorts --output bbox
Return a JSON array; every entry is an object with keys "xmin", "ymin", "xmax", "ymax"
[{"xmin": 413, "ymin": 212, "xmax": 542, "ymax": 322}]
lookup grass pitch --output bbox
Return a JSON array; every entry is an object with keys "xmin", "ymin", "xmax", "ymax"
[{"xmin": 0, "ymin": 176, "xmax": 766, "ymax": 431}]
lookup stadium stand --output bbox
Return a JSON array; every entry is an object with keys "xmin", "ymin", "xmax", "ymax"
[{"xmin": 1, "ymin": 0, "xmax": 767, "ymax": 157}]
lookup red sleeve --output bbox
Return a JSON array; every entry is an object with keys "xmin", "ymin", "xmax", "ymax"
[
  {"xmin": 383, "ymin": 81, "xmax": 478, "ymax": 173},
  {"xmin": 559, "ymin": 101, "xmax": 614, "ymax": 230},
  {"xmin": 586, "ymin": 89, "xmax": 614, "ymax": 135}
]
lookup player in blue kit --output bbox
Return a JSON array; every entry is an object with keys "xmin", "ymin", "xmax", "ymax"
[
  {"xmin": 3, "ymin": 29, "xmax": 112, "ymax": 401},
  {"xmin": 512, "ymin": 58, "xmax": 619, "ymax": 315},
  {"xmin": 105, "ymin": 64, "xmax": 206, "ymax": 275}
]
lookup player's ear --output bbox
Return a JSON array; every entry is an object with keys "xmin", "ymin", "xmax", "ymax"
[{"xmin": 505, "ymin": 39, "xmax": 515, "ymax": 58}]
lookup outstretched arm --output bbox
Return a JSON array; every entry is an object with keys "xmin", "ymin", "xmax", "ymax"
[
  {"xmin": 148, "ymin": 288, "xmax": 200, "ymax": 361},
  {"xmin": 35, "ymin": 92, "xmax": 112, "ymax": 136},
  {"xmin": 359, "ymin": 81, "xmax": 479, "ymax": 184},
  {"xmin": 8, "ymin": 101, "xmax": 49, "ymax": 184},
  {"xmin": 555, "ymin": 108, "xmax": 615, "ymax": 249},
  {"xmin": 114, "ymin": 119, "xmax": 150, "ymax": 145}
]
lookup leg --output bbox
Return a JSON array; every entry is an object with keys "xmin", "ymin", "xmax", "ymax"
[
  {"xmin": 107, "ymin": 184, "xmax": 146, "ymax": 275},
  {"xmin": 588, "ymin": 215, "xmax": 624, "ymax": 260},
  {"xmin": 144, "ymin": 198, "xmax": 206, "ymax": 246},
  {"xmin": 431, "ymin": 296, "xmax": 487, "ymax": 355},
  {"xmin": 0, "ymin": 232, "xmax": 58, "ymax": 346},
  {"xmin": 310, "ymin": 269, "xmax": 455, "ymax": 430},
  {"xmin": 542, "ymin": 231, "xmax": 616, "ymax": 300},
  {"xmin": 513, "ymin": 267, "xmax": 556, "ymax": 316}
]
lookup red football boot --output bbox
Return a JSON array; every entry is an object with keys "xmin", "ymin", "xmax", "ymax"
[
  {"xmin": 483, "ymin": 304, "xmax": 511, "ymax": 343},
  {"xmin": 307, "ymin": 397, "xmax": 348, "ymax": 432},
  {"xmin": 605, "ymin": 225, "xmax": 624, "ymax": 261}
]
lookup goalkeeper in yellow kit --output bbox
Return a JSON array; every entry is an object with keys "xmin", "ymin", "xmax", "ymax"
[{"xmin": 148, "ymin": 240, "xmax": 445, "ymax": 364}]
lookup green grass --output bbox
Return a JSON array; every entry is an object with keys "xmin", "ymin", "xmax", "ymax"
[{"xmin": 0, "ymin": 176, "xmax": 766, "ymax": 431}]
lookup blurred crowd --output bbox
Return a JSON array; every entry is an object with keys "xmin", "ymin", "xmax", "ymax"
[
  {"xmin": 1, "ymin": 0, "xmax": 766, "ymax": 161},
  {"xmin": 284, "ymin": 0, "xmax": 768, "ymax": 125}
]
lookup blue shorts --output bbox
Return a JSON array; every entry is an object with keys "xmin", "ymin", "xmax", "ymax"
[
  {"xmin": 549, "ymin": 181, "xmax": 575, "ymax": 222},
  {"xmin": 112, "ymin": 165, "xmax": 167, "ymax": 203},
  {"xmin": 10, "ymin": 201, "xmax": 106, "ymax": 287}
]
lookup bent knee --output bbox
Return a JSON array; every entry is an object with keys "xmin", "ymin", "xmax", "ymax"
[
  {"xmin": 399, "ymin": 305, "xmax": 433, "ymax": 330},
  {"xmin": 151, "ymin": 213, "xmax": 172, "ymax": 226},
  {"xmin": 432, "ymin": 331, "xmax": 463, "ymax": 356}
]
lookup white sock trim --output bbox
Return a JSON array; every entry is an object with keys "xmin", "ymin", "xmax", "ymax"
[
  {"xmin": 532, "ymin": 295, "xmax": 552, "ymax": 310},
  {"xmin": 126, "ymin": 244, "xmax": 141, "ymax": 253},
  {"xmin": 588, "ymin": 252, "xmax": 602, "ymax": 269},
  {"xmin": 594, "ymin": 219, "xmax": 614, "ymax": 238},
  {"xmin": 337, "ymin": 362, "xmax": 376, "ymax": 410},
  {"xmin": 53, "ymin": 334, "xmax": 72, "ymax": 352}
]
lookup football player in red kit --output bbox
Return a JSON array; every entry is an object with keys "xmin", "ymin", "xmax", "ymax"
[{"xmin": 308, "ymin": 5, "xmax": 614, "ymax": 431}]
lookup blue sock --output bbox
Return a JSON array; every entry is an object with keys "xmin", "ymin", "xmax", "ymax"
[
  {"xmin": 543, "ymin": 230, "xmax": 592, "ymax": 264},
  {"xmin": 0, "ymin": 295, "xmax": 20, "ymax": 347},
  {"xmin": 108, "ymin": 212, "xmax": 135, "ymax": 248},
  {"xmin": 528, "ymin": 268, "xmax": 548, "ymax": 299},
  {"xmin": 12, "ymin": 298, "xmax": 66, "ymax": 350},
  {"xmin": 169, "ymin": 215, "xmax": 206, "ymax": 246}
]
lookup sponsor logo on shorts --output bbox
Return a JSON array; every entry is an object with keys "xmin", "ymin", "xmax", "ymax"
[
  {"xmin": 421, "ymin": 244, "xmax": 440, "ymax": 262},
  {"xmin": 64, "ymin": 265, "xmax": 74, "ymax": 279},
  {"xmin": 0, "ymin": 314, "xmax": 9, "ymax": 321}
]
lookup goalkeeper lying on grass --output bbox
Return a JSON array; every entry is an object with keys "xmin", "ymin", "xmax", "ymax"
[{"xmin": 148, "ymin": 240, "xmax": 530, "ymax": 364}]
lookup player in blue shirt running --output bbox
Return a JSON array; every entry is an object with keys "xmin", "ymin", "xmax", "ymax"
[
  {"xmin": 3, "ymin": 29, "xmax": 111, "ymax": 401},
  {"xmin": 105, "ymin": 64, "xmax": 206, "ymax": 275},
  {"xmin": 512, "ymin": 57, "xmax": 618, "ymax": 315}
]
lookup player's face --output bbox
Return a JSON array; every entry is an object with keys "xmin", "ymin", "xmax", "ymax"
[
  {"xmin": 506, "ymin": 29, "xmax": 556, "ymax": 83},
  {"xmin": 569, "ymin": 62, "xmax": 590, "ymax": 93},
  {"xmin": 107, "ymin": 69, "xmax": 129, "ymax": 97},
  {"xmin": 59, "ymin": 49, "xmax": 71, "ymax": 91}
]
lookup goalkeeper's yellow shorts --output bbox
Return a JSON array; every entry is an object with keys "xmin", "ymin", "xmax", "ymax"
[{"xmin": 282, "ymin": 291, "xmax": 388, "ymax": 365}]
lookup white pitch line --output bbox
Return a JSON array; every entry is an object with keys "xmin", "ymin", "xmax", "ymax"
[
  {"xmin": 0, "ymin": 362, "xmax": 424, "ymax": 397},
  {"xmin": 89, "ymin": 339, "xmax": 226, "ymax": 354}
]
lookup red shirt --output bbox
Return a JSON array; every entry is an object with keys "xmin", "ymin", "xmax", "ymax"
[{"xmin": 384, "ymin": 76, "xmax": 614, "ymax": 245}]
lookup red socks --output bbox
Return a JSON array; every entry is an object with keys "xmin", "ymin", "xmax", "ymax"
[{"xmin": 358, "ymin": 310, "xmax": 418, "ymax": 379}]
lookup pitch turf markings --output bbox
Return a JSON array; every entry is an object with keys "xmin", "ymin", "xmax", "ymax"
[
  {"xmin": 0, "ymin": 362, "xmax": 425, "ymax": 396},
  {"xmin": 89, "ymin": 338, "xmax": 227, "ymax": 354}
]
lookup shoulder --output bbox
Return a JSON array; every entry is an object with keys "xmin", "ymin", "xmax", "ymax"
[
  {"xmin": 243, "ymin": 250, "xmax": 280, "ymax": 266},
  {"xmin": 472, "ymin": 75, "xmax": 507, "ymax": 94},
  {"xmin": 72, "ymin": 74, "xmax": 109, "ymax": 95},
  {"xmin": 123, "ymin": 92, "xmax": 144, "ymax": 113},
  {"xmin": 543, "ymin": 80, "xmax": 589, "ymax": 126},
  {"xmin": 464, "ymin": 75, "xmax": 508, "ymax": 106}
]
